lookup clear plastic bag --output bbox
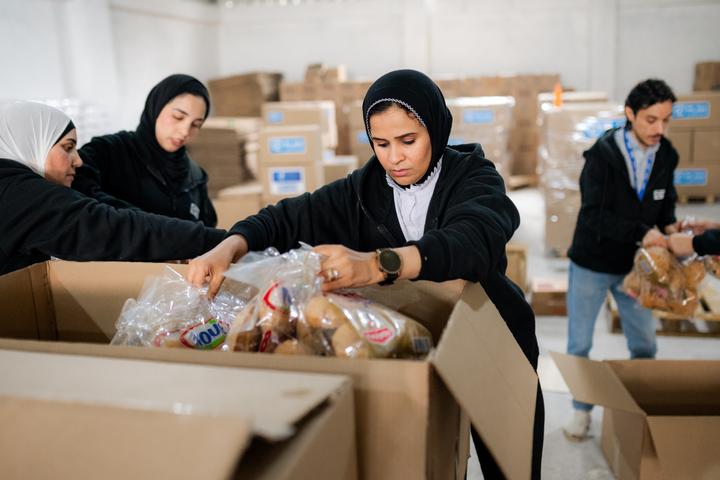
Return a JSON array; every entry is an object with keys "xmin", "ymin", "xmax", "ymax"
[
  {"xmin": 111, "ymin": 267, "xmax": 254, "ymax": 349},
  {"xmin": 223, "ymin": 247, "xmax": 434, "ymax": 359},
  {"xmin": 623, "ymin": 247, "xmax": 705, "ymax": 316}
]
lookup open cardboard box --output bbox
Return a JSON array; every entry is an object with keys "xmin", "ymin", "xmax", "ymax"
[
  {"xmin": 0, "ymin": 261, "xmax": 539, "ymax": 480},
  {"xmin": 0, "ymin": 348, "xmax": 355, "ymax": 480},
  {"xmin": 551, "ymin": 352, "xmax": 720, "ymax": 480}
]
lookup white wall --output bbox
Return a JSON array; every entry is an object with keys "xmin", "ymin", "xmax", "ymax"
[{"xmin": 1, "ymin": 0, "xmax": 719, "ymax": 134}]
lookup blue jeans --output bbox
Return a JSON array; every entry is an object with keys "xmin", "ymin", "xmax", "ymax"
[{"xmin": 566, "ymin": 261, "xmax": 656, "ymax": 411}]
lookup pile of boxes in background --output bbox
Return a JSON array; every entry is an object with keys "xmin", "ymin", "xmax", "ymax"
[
  {"xmin": 537, "ymin": 94, "xmax": 624, "ymax": 256},
  {"xmin": 207, "ymin": 72, "xmax": 283, "ymax": 117},
  {"xmin": 693, "ymin": 61, "xmax": 720, "ymax": 92},
  {"xmin": 667, "ymin": 92, "xmax": 720, "ymax": 201}
]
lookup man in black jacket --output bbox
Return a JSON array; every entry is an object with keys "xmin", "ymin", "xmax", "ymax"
[{"xmin": 563, "ymin": 79, "xmax": 679, "ymax": 440}]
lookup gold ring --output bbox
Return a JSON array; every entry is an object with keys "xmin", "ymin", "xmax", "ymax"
[{"xmin": 325, "ymin": 268, "xmax": 340, "ymax": 282}]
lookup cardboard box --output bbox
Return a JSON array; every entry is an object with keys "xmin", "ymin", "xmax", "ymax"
[
  {"xmin": 212, "ymin": 181, "xmax": 263, "ymax": 230},
  {"xmin": 208, "ymin": 72, "xmax": 283, "ymax": 117},
  {"xmin": 672, "ymin": 92, "xmax": 720, "ymax": 128},
  {"xmin": 261, "ymin": 101, "xmax": 338, "ymax": 149},
  {"xmin": 537, "ymin": 91, "xmax": 608, "ymax": 107},
  {"xmin": 0, "ymin": 348, "xmax": 356, "ymax": 480},
  {"xmin": 692, "ymin": 127, "xmax": 720, "ymax": 164},
  {"xmin": 506, "ymin": 244, "xmax": 528, "ymax": 292},
  {"xmin": 323, "ymin": 154, "xmax": 359, "ymax": 184},
  {"xmin": 673, "ymin": 164, "xmax": 720, "ymax": 198},
  {"xmin": 544, "ymin": 188, "xmax": 580, "ymax": 256},
  {"xmin": 446, "ymin": 97, "xmax": 515, "ymax": 129},
  {"xmin": 665, "ymin": 128, "xmax": 692, "ymax": 165},
  {"xmin": 530, "ymin": 278, "xmax": 568, "ymax": 315},
  {"xmin": 552, "ymin": 352, "xmax": 720, "ymax": 480},
  {"xmin": 0, "ymin": 261, "xmax": 539, "ymax": 480},
  {"xmin": 694, "ymin": 62, "xmax": 720, "ymax": 92}
]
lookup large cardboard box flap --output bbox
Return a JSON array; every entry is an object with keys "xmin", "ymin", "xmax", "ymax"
[
  {"xmin": 433, "ymin": 282, "xmax": 538, "ymax": 480},
  {"xmin": 646, "ymin": 416, "xmax": 720, "ymax": 480},
  {"xmin": 550, "ymin": 352, "xmax": 643, "ymax": 415},
  {"xmin": 0, "ymin": 396, "xmax": 251, "ymax": 480},
  {"xmin": 0, "ymin": 349, "xmax": 355, "ymax": 480}
]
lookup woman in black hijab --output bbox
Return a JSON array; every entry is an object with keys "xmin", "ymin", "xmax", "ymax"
[
  {"xmin": 187, "ymin": 69, "xmax": 543, "ymax": 478},
  {"xmin": 73, "ymin": 74, "xmax": 217, "ymax": 227}
]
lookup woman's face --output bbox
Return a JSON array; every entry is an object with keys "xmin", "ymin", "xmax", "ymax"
[
  {"xmin": 44, "ymin": 129, "xmax": 82, "ymax": 187},
  {"xmin": 155, "ymin": 93, "xmax": 207, "ymax": 152},
  {"xmin": 369, "ymin": 104, "xmax": 432, "ymax": 186}
]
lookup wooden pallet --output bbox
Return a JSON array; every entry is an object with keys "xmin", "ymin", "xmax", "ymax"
[
  {"xmin": 507, "ymin": 174, "xmax": 538, "ymax": 191},
  {"xmin": 606, "ymin": 290, "xmax": 720, "ymax": 337},
  {"xmin": 677, "ymin": 194, "xmax": 717, "ymax": 204}
]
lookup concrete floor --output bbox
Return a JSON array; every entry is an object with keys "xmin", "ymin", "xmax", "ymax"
[{"xmin": 466, "ymin": 187, "xmax": 720, "ymax": 479}]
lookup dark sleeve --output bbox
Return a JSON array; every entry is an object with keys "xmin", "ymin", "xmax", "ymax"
[
  {"xmin": 2, "ymin": 173, "xmax": 226, "ymax": 263},
  {"xmin": 228, "ymin": 178, "xmax": 355, "ymax": 252},
  {"xmin": 74, "ymin": 138, "xmax": 140, "ymax": 211},
  {"xmin": 693, "ymin": 230, "xmax": 720, "ymax": 256},
  {"xmin": 410, "ymin": 159, "xmax": 518, "ymax": 283},
  {"xmin": 199, "ymin": 176, "xmax": 218, "ymax": 228},
  {"xmin": 578, "ymin": 149, "xmax": 651, "ymax": 243},
  {"xmin": 656, "ymin": 151, "xmax": 678, "ymax": 232}
]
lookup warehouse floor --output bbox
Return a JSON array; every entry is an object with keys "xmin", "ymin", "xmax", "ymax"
[{"xmin": 466, "ymin": 187, "xmax": 720, "ymax": 479}]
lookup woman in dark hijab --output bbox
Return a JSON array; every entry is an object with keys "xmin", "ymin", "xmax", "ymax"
[
  {"xmin": 187, "ymin": 69, "xmax": 543, "ymax": 478},
  {"xmin": 73, "ymin": 74, "xmax": 217, "ymax": 227}
]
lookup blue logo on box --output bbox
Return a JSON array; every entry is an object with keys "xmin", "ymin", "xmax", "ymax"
[
  {"xmin": 269, "ymin": 168, "xmax": 305, "ymax": 194},
  {"xmin": 356, "ymin": 131, "xmax": 370, "ymax": 144},
  {"xmin": 463, "ymin": 109, "xmax": 494, "ymax": 125},
  {"xmin": 267, "ymin": 111, "xmax": 284, "ymax": 123},
  {"xmin": 673, "ymin": 102, "xmax": 710, "ymax": 120},
  {"xmin": 272, "ymin": 170, "xmax": 302, "ymax": 182},
  {"xmin": 674, "ymin": 169, "xmax": 708, "ymax": 186},
  {"xmin": 269, "ymin": 136, "xmax": 306, "ymax": 154}
]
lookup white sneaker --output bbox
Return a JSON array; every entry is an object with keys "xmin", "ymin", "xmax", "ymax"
[{"xmin": 562, "ymin": 410, "xmax": 591, "ymax": 441}]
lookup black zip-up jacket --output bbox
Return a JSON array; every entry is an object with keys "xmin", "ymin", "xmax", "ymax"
[
  {"xmin": 229, "ymin": 143, "xmax": 539, "ymax": 366},
  {"xmin": 0, "ymin": 159, "xmax": 226, "ymax": 275},
  {"xmin": 568, "ymin": 128, "xmax": 678, "ymax": 274},
  {"xmin": 694, "ymin": 230, "xmax": 720, "ymax": 255},
  {"xmin": 72, "ymin": 132, "xmax": 217, "ymax": 227}
]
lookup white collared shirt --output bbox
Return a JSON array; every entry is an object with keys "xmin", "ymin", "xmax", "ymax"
[{"xmin": 386, "ymin": 158, "xmax": 443, "ymax": 241}]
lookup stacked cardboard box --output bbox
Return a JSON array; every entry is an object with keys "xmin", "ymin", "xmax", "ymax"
[
  {"xmin": 347, "ymin": 100, "xmax": 373, "ymax": 163},
  {"xmin": 258, "ymin": 125, "xmax": 325, "ymax": 204},
  {"xmin": 694, "ymin": 62, "xmax": 720, "ymax": 91},
  {"xmin": 208, "ymin": 72, "xmax": 283, "ymax": 117},
  {"xmin": 186, "ymin": 117, "xmax": 262, "ymax": 198},
  {"xmin": 212, "ymin": 181, "xmax": 263, "ymax": 230},
  {"xmin": 538, "ymin": 102, "xmax": 625, "ymax": 256},
  {"xmin": 262, "ymin": 101, "xmax": 338, "ymax": 149},
  {"xmin": 667, "ymin": 92, "xmax": 720, "ymax": 199},
  {"xmin": 323, "ymin": 154, "xmax": 359, "ymax": 183},
  {"xmin": 506, "ymin": 244, "xmax": 528, "ymax": 292},
  {"xmin": 0, "ymin": 348, "xmax": 357, "ymax": 479},
  {"xmin": 0, "ymin": 261, "xmax": 539, "ymax": 480},
  {"xmin": 446, "ymin": 96, "xmax": 515, "ymax": 178}
]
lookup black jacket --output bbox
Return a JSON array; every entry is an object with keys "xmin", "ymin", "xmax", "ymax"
[
  {"xmin": 229, "ymin": 144, "xmax": 539, "ymax": 366},
  {"xmin": 694, "ymin": 230, "xmax": 720, "ymax": 256},
  {"xmin": 73, "ymin": 131, "xmax": 217, "ymax": 227},
  {"xmin": 568, "ymin": 128, "xmax": 678, "ymax": 274},
  {"xmin": 0, "ymin": 159, "xmax": 226, "ymax": 275}
]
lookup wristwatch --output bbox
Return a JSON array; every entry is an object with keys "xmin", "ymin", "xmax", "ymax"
[{"xmin": 376, "ymin": 248, "xmax": 402, "ymax": 285}]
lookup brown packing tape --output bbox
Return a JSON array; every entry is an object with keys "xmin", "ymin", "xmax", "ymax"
[
  {"xmin": 646, "ymin": 416, "xmax": 720, "ymax": 480},
  {"xmin": 550, "ymin": 352, "xmax": 643, "ymax": 415},
  {"xmin": 433, "ymin": 282, "xmax": 537, "ymax": 480}
]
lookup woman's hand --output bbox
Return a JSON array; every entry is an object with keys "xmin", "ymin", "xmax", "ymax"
[
  {"xmin": 313, "ymin": 245, "xmax": 385, "ymax": 292},
  {"xmin": 668, "ymin": 233, "xmax": 695, "ymax": 257},
  {"xmin": 187, "ymin": 234, "xmax": 248, "ymax": 298},
  {"xmin": 642, "ymin": 228, "xmax": 667, "ymax": 248}
]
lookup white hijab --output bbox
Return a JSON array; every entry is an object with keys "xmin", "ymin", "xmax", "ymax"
[{"xmin": 0, "ymin": 101, "xmax": 72, "ymax": 175}]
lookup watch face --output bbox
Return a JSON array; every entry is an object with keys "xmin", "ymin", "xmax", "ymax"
[{"xmin": 379, "ymin": 249, "xmax": 402, "ymax": 274}]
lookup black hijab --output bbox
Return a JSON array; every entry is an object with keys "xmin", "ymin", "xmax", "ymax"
[
  {"xmin": 136, "ymin": 74, "xmax": 210, "ymax": 190},
  {"xmin": 362, "ymin": 69, "xmax": 452, "ymax": 187}
]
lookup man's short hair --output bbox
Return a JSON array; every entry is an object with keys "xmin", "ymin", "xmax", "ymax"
[{"xmin": 625, "ymin": 79, "xmax": 677, "ymax": 115}]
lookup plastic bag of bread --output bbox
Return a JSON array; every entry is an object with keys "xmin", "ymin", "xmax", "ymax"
[
  {"xmin": 704, "ymin": 256, "xmax": 720, "ymax": 279},
  {"xmin": 223, "ymin": 247, "xmax": 433, "ymax": 359},
  {"xmin": 623, "ymin": 247, "xmax": 705, "ymax": 316},
  {"xmin": 111, "ymin": 267, "xmax": 254, "ymax": 349}
]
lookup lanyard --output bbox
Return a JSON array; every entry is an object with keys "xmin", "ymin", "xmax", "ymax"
[{"xmin": 623, "ymin": 129, "xmax": 655, "ymax": 201}]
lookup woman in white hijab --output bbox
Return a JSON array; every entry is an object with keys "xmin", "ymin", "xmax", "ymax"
[{"xmin": 0, "ymin": 102, "xmax": 226, "ymax": 275}]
